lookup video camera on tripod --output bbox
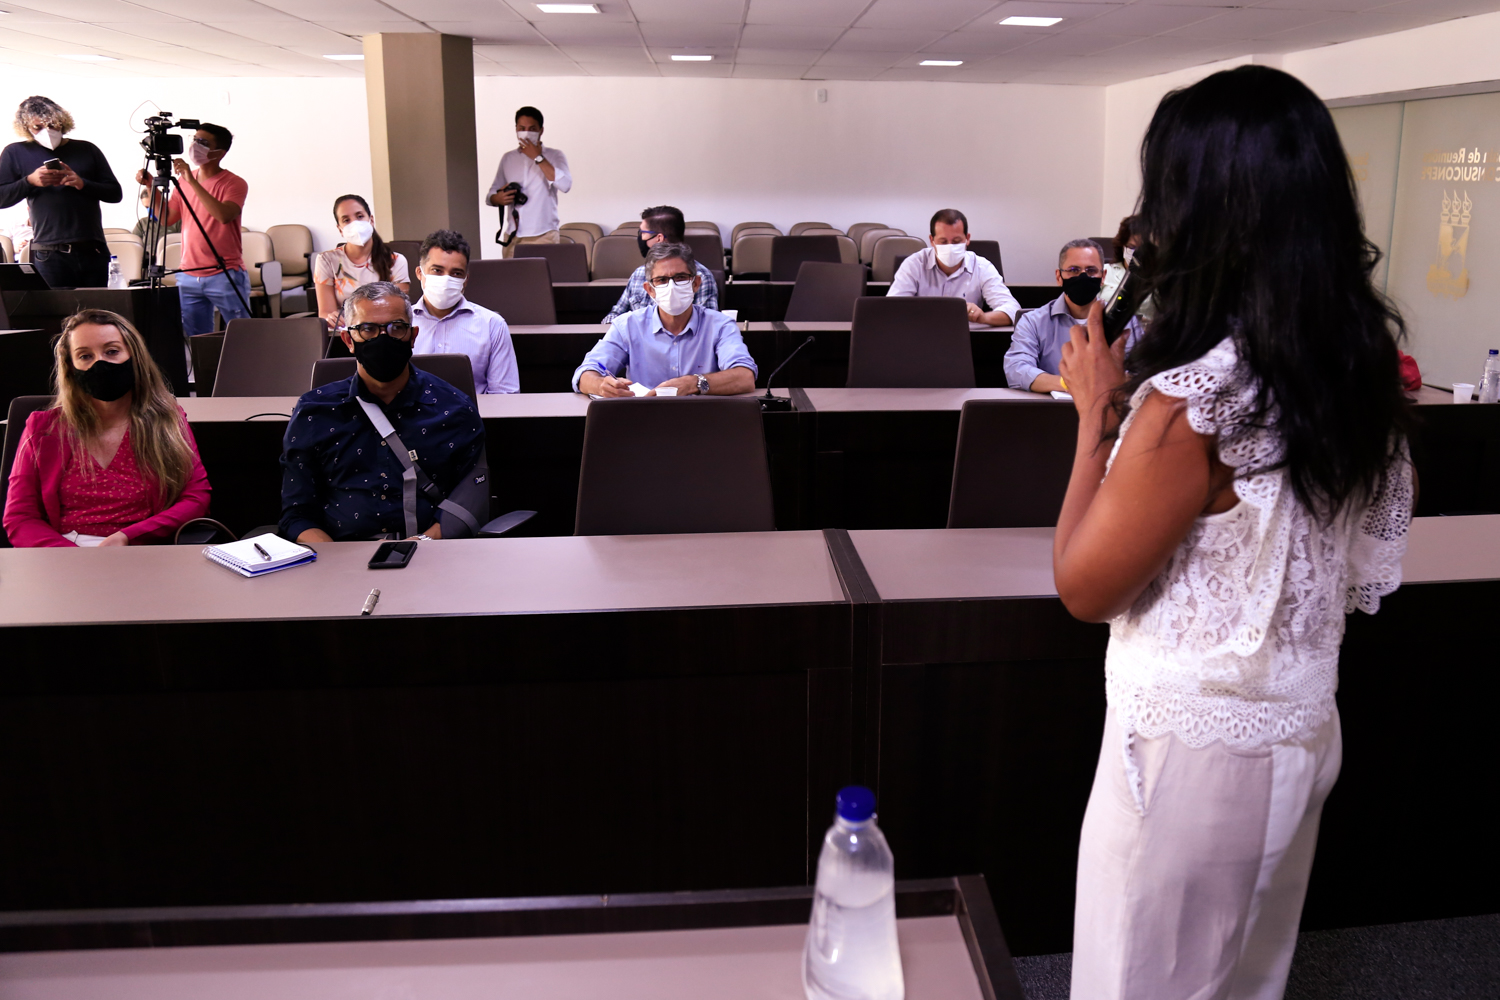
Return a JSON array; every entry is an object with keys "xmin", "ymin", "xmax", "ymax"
[{"xmin": 140, "ymin": 113, "xmax": 200, "ymax": 162}]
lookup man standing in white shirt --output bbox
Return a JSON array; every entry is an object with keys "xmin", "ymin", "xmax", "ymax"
[
  {"xmin": 486, "ymin": 106, "xmax": 572, "ymax": 259},
  {"xmin": 411, "ymin": 229, "xmax": 519, "ymax": 394},
  {"xmin": 887, "ymin": 208, "xmax": 1019, "ymax": 327}
]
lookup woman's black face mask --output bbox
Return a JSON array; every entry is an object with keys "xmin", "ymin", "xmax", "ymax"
[{"xmin": 71, "ymin": 357, "xmax": 136, "ymax": 402}]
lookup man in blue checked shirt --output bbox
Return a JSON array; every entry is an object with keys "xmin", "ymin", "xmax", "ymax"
[
  {"xmin": 574, "ymin": 243, "xmax": 756, "ymax": 398},
  {"xmin": 602, "ymin": 205, "xmax": 718, "ymax": 322}
]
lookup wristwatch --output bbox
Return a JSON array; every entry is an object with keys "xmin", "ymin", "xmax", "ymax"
[
  {"xmin": 412, "ymin": 534, "xmax": 433, "ymax": 542},
  {"xmin": 533, "ymin": 154, "xmax": 545, "ymax": 164},
  {"xmin": 695, "ymin": 374, "xmax": 710, "ymax": 395}
]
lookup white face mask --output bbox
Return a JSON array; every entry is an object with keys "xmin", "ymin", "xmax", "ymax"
[
  {"xmin": 934, "ymin": 241, "xmax": 968, "ymax": 267},
  {"xmin": 32, "ymin": 127, "xmax": 62, "ymax": 151},
  {"xmin": 651, "ymin": 275, "xmax": 695, "ymax": 316},
  {"xmin": 422, "ymin": 271, "xmax": 465, "ymax": 310},
  {"xmin": 186, "ymin": 141, "xmax": 212, "ymax": 168},
  {"xmin": 1122, "ymin": 246, "xmax": 1136, "ymax": 266},
  {"xmin": 517, "ymin": 130, "xmax": 540, "ymax": 145},
  {"xmin": 342, "ymin": 220, "xmax": 375, "ymax": 247}
]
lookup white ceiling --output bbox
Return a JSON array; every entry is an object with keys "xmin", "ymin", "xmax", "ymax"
[{"xmin": 1, "ymin": 0, "xmax": 1498, "ymax": 85}]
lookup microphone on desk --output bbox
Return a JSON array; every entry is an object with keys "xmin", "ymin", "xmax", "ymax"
[{"xmin": 760, "ymin": 336, "xmax": 815, "ymax": 412}]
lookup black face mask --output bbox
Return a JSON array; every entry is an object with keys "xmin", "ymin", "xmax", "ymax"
[
  {"xmin": 352, "ymin": 333, "xmax": 413, "ymax": 383},
  {"xmin": 71, "ymin": 357, "xmax": 135, "ymax": 402},
  {"xmin": 1061, "ymin": 273, "xmax": 1103, "ymax": 307},
  {"xmin": 636, "ymin": 235, "xmax": 651, "ymax": 257}
]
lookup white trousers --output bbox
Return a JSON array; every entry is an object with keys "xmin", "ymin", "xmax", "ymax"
[{"xmin": 1070, "ymin": 707, "xmax": 1342, "ymax": 1000}]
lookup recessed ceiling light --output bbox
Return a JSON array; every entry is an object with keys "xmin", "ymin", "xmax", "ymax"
[
  {"xmin": 671, "ymin": 54, "xmax": 712, "ymax": 61},
  {"xmin": 920, "ymin": 60, "xmax": 963, "ymax": 67},
  {"xmin": 59, "ymin": 53, "xmax": 118, "ymax": 61},
  {"xmin": 324, "ymin": 53, "xmax": 364, "ymax": 60},
  {"xmin": 1000, "ymin": 16, "xmax": 1063, "ymax": 27},
  {"xmin": 536, "ymin": 3, "xmax": 599, "ymax": 12}
]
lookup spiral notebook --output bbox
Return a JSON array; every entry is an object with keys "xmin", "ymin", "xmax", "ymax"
[{"xmin": 203, "ymin": 535, "xmax": 317, "ymax": 578}]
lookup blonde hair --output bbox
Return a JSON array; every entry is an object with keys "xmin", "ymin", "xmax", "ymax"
[
  {"xmin": 13, "ymin": 96, "xmax": 74, "ymax": 140},
  {"xmin": 52, "ymin": 309, "xmax": 194, "ymax": 506}
]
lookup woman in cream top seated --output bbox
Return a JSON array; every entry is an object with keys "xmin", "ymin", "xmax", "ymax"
[
  {"xmin": 313, "ymin": 193, "xmax": 409, "ymax": 327},
  {"xmin": 4, "ymin": 308, "xmax": 211, "ymax": 547}
]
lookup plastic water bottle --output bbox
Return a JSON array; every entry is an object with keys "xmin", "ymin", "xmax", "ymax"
[
  {"xmin": 803, "ymin": 786, "xmax": 904, "ymax": 1000},
  {"xmin": 1478, "ymin": 349, "xmax": 1500, "ymax": 404},
  {"xmin": 107, "ymin": 255, "xmax": 126, "ymax": 289}
]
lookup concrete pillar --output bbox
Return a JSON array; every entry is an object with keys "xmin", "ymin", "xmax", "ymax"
[{"xmin": 363, "ymin": 33, "xmax": 480, "ymax": 245}]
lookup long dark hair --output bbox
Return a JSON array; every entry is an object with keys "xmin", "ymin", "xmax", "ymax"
[
  {"xmin": 332, "ymin": 194, "xmax": 393, "ymax": 282},
  {"xmin": 1119, "ymin": 65, "xmax": 1409, "ymax": 519}
]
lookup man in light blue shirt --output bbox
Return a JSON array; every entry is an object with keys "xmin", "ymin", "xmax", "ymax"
[
  {"xmin": 1005, "ymin": 238, "xmax": 1143, "ymax": 393},
  {"xmin": 411, "ymin": 229, "xmax": 519, "ymax": 394},
  {"xmin": 574, "ymin": 243, "xmax": 756, "ymax": 397}
]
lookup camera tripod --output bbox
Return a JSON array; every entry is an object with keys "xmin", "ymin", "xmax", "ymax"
[{"xmin": 139, "ymin": 151, "xmax": 252, "ymax": 317}]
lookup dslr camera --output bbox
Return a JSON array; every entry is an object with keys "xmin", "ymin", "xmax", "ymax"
[
  {"xmin": 501, "ymin": 181, "xmax": 528, "ymax": 206},
  {"xmin": 140, "ymin": 113, "xmax": 200, "ymax": 158}
]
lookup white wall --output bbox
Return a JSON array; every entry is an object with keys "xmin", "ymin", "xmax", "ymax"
[
  {"xmin": 3, "ymin": 69, "xmax": 1106, "ymax": 286},
  {"xmin": 1283, "ymin": 9, "xmax": 1500, "ymax": 101},
  {"xmin": 472, "ymin": 77, "xmax": 1105, "ymax": 282},
  {"xmin": 0, "ymin": 70, "xmax": 370, "ymax": 256}
]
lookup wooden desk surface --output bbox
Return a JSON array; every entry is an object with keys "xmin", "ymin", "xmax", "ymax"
[
  {"xmin": 508, "ymin": 324, "xmax": 612, "ymax": 334},
  {"xmin": 802, "ymin": 387, "xmax": 1046, "ymax": 412},
  {"xmin": 176, "ymin": 393, "xmax": 594, "ymax": 422},
  {"xmin": 0, "ymin": 916, "xmax": 980, "ymax": 1000},
  {"xmin": 850, "ymin": 516, "xmax": 1500, "ymax": 604},
  {"xmin": 745, "ymin": 321, "xmax": 1013, "ymax": 333},
  {"xmin": 0, "ymin": 531, "xmax": 847, "ymax": 627}
]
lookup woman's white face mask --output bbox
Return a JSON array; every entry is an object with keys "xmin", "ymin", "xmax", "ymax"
[
  {"xmin": 422, "ymin": 271, "xmax": 465, "ymax": 310},
  {"xmin": 342, "ymin": 219, "xmax": 375, "ymax": 247},
  {"xmin": 1122, "ymin": 246, "xmax": 1136, "ymax": 266},
  {"xmin": 934, "ymin": 241, "xmax": 968, "ymax": 268}
]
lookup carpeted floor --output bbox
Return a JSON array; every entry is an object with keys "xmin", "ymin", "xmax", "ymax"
[{"xmin": 1011, "ymin": 913, "xmax": 1500, "ymax": 999}]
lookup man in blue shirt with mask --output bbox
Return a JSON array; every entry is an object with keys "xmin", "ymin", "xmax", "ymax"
[
  {"xmin": 573, "ymin": 243, "xmax": 756, "ymax": 398},
  {"xmin": 281, "ymin": 281, "xmax": 484, "ymax": 542}
]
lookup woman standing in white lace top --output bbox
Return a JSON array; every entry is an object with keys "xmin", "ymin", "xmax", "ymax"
[{"xmin": 1053, "ymin": 66, "xmax": 1414, "ymax": 1000}]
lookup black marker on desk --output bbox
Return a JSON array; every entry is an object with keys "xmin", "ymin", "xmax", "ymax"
[
  {"xmin": 361, "ymin": 589, "xmax": 380, "ymax": 616},
  {"xmin": 253, "ymin": 541, "xmax": 272, "ymax": 562}
]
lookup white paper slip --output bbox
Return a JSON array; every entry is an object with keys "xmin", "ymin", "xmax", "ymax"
[
  {"xmin": 628, "ymin": 381, "xmax": 652, "ymax": 397},
  {"xmin": 1050, "ymin": 390, "xmax": 1074, "ymax": 401},
  {"xmin": 203, "ymin": 534, "xmax": 317, "ymax": 578}
]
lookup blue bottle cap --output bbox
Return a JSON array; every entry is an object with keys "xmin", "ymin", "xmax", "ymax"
[{"xmin": 836, "ymin": 785, "xmax": 876, "ymax": 822}]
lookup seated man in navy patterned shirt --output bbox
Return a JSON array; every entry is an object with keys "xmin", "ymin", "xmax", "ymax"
[{"xmin": 280, "ymin": 281, "xmax": 484, "ymax": 543}]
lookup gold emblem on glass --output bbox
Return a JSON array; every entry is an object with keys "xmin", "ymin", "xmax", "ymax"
[{"xmin": 1427, "ymin": 189, "xmax": 1471, "ymax": 299}]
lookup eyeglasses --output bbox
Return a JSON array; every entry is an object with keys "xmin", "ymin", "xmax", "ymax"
[
  {"xmin": 1060, "ymin": 266, "xmax": 1103, "ymax": 278},
  {"xmin": 641, "ymin": 230, "xmax": 665, "ymax": 239},
  {"xmin": 648, "ymin": 272, "xmax": 695, "ymax": 287},
  {"xmin": 348, "ymin": 321, "xmax": 414, "ymax": 341}
]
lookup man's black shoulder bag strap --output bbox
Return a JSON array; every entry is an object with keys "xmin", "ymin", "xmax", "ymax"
[{"xmin": 355, "ymin": 397, "xmax": 486, "ymax": 539}]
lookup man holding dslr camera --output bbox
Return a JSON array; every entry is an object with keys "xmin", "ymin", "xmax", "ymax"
[
  {"xmin": 486, "ymin": 106, "xmax": 571, "ymax": 258},
  {"xmin": 0, "ymin": 96, "xmax": 123, "ymax": 289},
  {"xmin": 134, "ymin": 122, "xmax": 250, "ymax": 335}
]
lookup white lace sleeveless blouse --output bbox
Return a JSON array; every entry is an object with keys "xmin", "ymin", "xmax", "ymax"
[{"xmin": 1103, "ymin": 338, "xmax": 1412, "ymax": 754}]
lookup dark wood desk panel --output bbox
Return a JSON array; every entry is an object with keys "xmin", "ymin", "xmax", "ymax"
[
  {"xmin": 1408, "ymin": 396, "xmax": 1500, "ymax": 515},
  {"xmin": 552, "ymin": 282, "xmax": 625, "ymax": 324},
  {"xmin": 0, "ymin": 534, "xmax": 854, "ymax": 913},
  {"xmin": 1, "ymin": 288, "xmax": 187, "ymax": 395},
  {"xmin": 0, "ymin": 328, "xmax": 50, "ymax": 415}
]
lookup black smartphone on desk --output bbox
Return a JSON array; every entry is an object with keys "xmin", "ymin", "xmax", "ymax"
[{"xmin": 369, "ymin": 540, "xmax": 417, "ymax": 569}]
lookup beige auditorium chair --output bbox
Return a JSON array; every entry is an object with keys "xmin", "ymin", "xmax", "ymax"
[
  {"xmin": 789, "ymin": 222, "xmax": 838, "ymax": 236},
  {"xmin": 798, "ymin": 229, "xmax": 858, "ymax": 264},
  {"xmin": 161, "ymin": 240, "xmax": 182, "ymax": 287},
  {"xmin": 590, "ymin": 234, "xmax": 646, "ymax": 281},
  {"xmin": 241, "ymin": 230, "xmax": 284, "ymax": 318},
  {"xmin": 102, "ymin": 227, "xmax": 133, "ymax": 236},
  {"xmin": 685, "ymin": 220, "xmax": 719, "ymax": 233},
  {"xmin": 106, "ymin": 241, "xmax": 144, "ymax": 283},
  {"xmin": 0, "ymin": 234, "xmax": 14, "ymax": 263},
  {"xmin": 859, "ymin": 227, "xmax": 906, "ymax": 264},
  {"xmin": 560, "ymin": 225, "xmax": 596, "ymax": 260},
  {"xmin": 731, "ymin": 234, "xmax": 775, "ymax": 277},
  {"xmin": 846, "ymin": 223, "xmax": 888, "ymax": 252},
  {"xmin": 563, "ymin": 222, "xmax": 605, "ymax": 241},
  {"xmin": 613, "ymin": 221, "xmax": 641, "ymax": 234},
  {"xmin": 731, "ymin": 221, "xmax": 781, "ymax": 244},
  {"xmin": 871, "ymin": 235, "xmax": 927, "ymax": 282},
  {"xmin": 266, "ymin": 223, "xmax": 313, "ymax": 294}
]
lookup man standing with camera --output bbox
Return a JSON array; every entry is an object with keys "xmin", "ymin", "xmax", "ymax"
[
  {"xmin": 135, "ymin": 123, "xmax": 249, "ymax": 335},
  {"xmin": 0, "ymin": 96, "xmax": 122, "ymax": 289},
  {"xmin": 486, "ymin": 106, "xmax": 571, "ymax": 258}
]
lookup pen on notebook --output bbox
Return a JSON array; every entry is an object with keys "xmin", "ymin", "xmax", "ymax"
[
  {"xmin": 361, "ymin": 589, "xmax": 380, "ymax": 616},
  {"xmin": 252, "ymin": 541, "xmax": 272, "ymax": 562}
]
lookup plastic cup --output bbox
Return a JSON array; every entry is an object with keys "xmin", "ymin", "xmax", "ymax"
[
  {"xmin": 655, "ymin": 386, "xmax": 678, "ymax": 396},
  {"xmin": 1453, "ymin": 382, "xmax": 1475, "ymax": 403}
]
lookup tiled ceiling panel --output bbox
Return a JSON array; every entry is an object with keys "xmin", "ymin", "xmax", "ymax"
[{"xmin": 0, "ymin": 0, "xmax": 1496, "ymax": 83}]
